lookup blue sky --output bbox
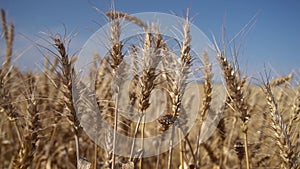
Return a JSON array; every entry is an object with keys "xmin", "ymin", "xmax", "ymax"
[{"xmin": 1, "ymin": 0, "xmax": 300, "ymax": 78}]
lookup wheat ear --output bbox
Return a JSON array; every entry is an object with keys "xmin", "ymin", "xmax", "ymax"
[
  {"xmin": 216, "ymin": 47, "xmax": 250, "ymax": 169},
  {"xmin": 0, "ymin": 9, "xmax": 23, "ymax": 168},
  {"xmin": 106, "ymin": 9, "xmax": 125, "ymax": 168},
  {"xmin": 14, "ymin": 73, "xmax": 41, "ymax": 169},
  {"xmin": 0, "ymin": 9, "xmax": 18, "ymax": 121},
  {"xmin": 262, "ymin": 79, "xmax": 297, "ymax": 169},
  {"xmin": 270, "ymin": 72, "xmax": 293, "ymax": 87},
  {"xmin": 157, "ymin": 15, "xmax": 193, "ymax": 169},
  {"xmin": 195, "ymin": 51, "xmax": 212, "ymax": 167},
  {"xmin": 51, "ymin": 37, "xmax": 81, "ymax": 168}
]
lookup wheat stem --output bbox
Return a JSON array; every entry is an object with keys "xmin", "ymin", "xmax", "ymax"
[
  {"xmin": 243, "ymin": 125, "xmax": 250, "ymax": 169},
  {"xmin": 112, "ymin": 86, "xmax": 119, "ymax": 169},
  {"xmin": 167, "ymin": 124, "xmax": 176, "ymax": 169},
  {"xmin": 179, "ymin": 130, "xmax": 184, "ymax": 169}
]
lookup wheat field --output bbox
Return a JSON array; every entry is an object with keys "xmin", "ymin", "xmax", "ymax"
[{"xmin": 0, "ymin": 9, "xmax": 299, "ymax": 169}]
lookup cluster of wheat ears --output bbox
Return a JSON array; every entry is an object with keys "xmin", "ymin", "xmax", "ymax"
[{"xmin": 0, "ymin": 9, "xmax": 300, "ymax": 169}]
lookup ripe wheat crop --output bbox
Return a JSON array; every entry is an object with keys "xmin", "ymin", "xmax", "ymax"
[{"xmin": 0, "ymin": 8, "xmax": 299, "ymax": 169}]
